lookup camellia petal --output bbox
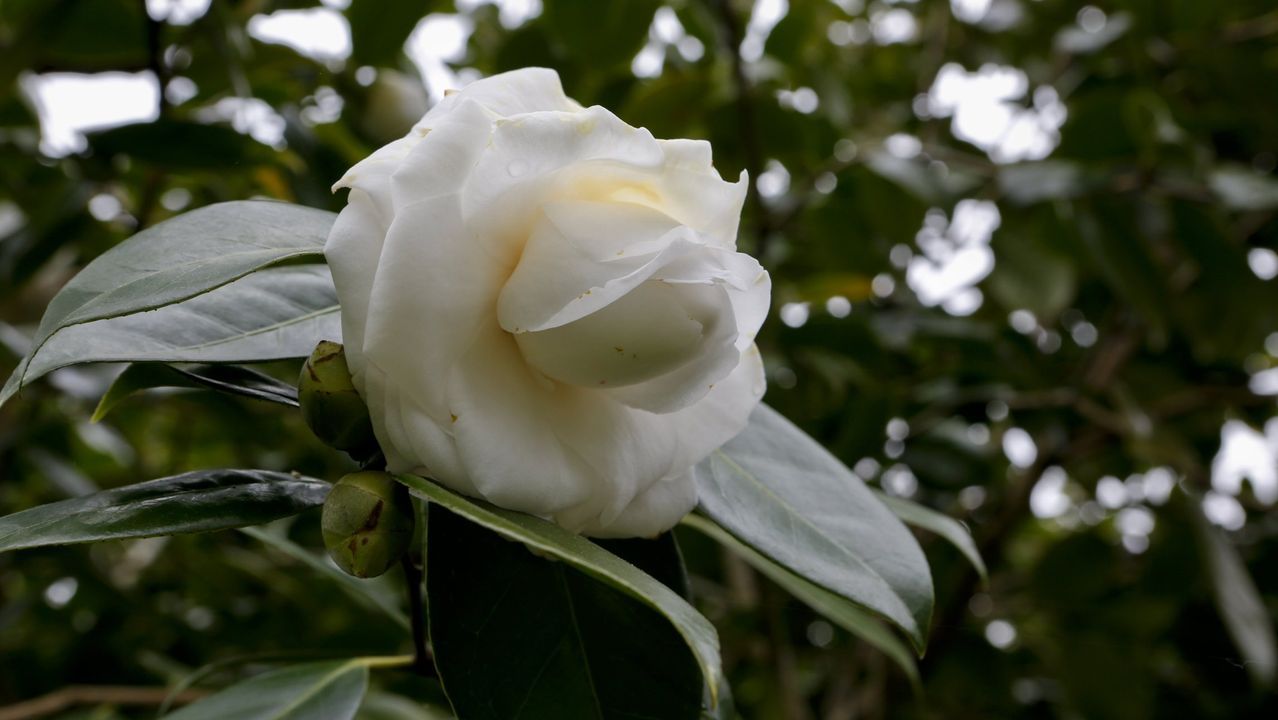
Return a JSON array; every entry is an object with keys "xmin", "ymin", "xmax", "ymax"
[{"xmin": 326, "ymin": 67, "xmax": 770, "ymax": 538}]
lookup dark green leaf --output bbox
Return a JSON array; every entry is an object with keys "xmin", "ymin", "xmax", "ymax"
[
  {"xmin": 542, "ymin": 0, "xmax": 659, "ymax": 70},
  {"xmin": 694, "ymin": 403, "xmax": 934, "ymax": 651},
  {"xmin": 0, "ymin": 469, "xmax": 329, "ymax": 552},
  {"xmin": 4, "ymin": 265, "xmax": 340, "ymax": 407},
  {"xmin": 163, "ymin": 659, "xmax": 389, "ymax": 720},
  {"xmin": 94, "ymin": 362, "xmax": 299, "ymax": 421},
  {"xmin": 871, "ymin": 490, "xmax": 987, "ymax": 581},
  {"xmin": 681, "ymin": 514, "xmax": 920, "ymax": 690},
  {"xmin": 88, "ymin": 120, "xmax": 276, "ymax": 169},
  {"xmin": 426, "ymin": 505, "xmax": 704, "ymax": 720},
  {"xmin": 347, "ymin": 0, "xmax": 433, "ymax": 67},
  {"xmin": 396, "ymin": 473, "xmax": 722, "ymax": 708},
  {"xmin": 2, "ymin": 201, "xmax": 333, "ymax": 406},
  {"xmin": 1196, "ymin": 511, "xmax": 1277, "ymax": 687}
]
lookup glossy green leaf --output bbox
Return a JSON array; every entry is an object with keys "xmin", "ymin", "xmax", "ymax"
[
  {"xmin": 694, "ymin": 403, "xmax": 934, "ymax": 651},
  {"xmin": 681, "ymin": 514, "xmax": 920, "ymax": 690},
  {"xmin": 163, "ymin": 657, "xmax": 408, "ymax": 720},
  {"xmin": 3, "ymin": 265, "xmax": 340, "ymax": 408},
  {"xmin": 0, "ymin": 469, "xmax": 329, "ymax": 552},
  {"xmin": 1196, "ymin": 512, "xmax": 1276, "ymax": 687},
  {"xmin": 427, "ymin": 506, "xmax": 705, "ymax": 720},
  {"xmin": 872, "ymin": 490, "xmax": 987, "ymax": 581},
  {"xmin": 3, "ymin": 201, "xmax": 333, "ymax": 405},
  {"xmin": 396, "ymin": 473, "xmax": 722, "ymax": 708},
  {"xmin": 94, "ymin": 362, "xmax": 299, "ymax": 421}
]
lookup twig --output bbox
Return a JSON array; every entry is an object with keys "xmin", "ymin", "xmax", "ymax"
[
  {"xmin": 0, "ymin": 686, "xmax": 206, "ymax": 720},
  {"xmin": 401, "ymin": 555, "xmax": 435, "ymax": 677},
  {"xmin": 710, "ymin": 0, "xmax": 770, "ymax": 257},
  {"xmin": 142, "ymin": 0, "xmax": 170, "ymax": 115}
]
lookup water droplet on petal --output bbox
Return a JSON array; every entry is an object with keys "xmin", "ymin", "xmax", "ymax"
[{"xmin": 507, "ymin": 160, "xmax": 527, "ymax": 177}]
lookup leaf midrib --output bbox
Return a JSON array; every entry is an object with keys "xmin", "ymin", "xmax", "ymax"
[
  {"xmin": 22, "ymin": 249, "xmax": 325, "ymax": 389},
  {"xmin": 265, "ymin": 661, "xmax": 362, "ymax": 720},
  {"xmin": 26, "ymin": 304, "xmax": 339, "ymax": 382}
]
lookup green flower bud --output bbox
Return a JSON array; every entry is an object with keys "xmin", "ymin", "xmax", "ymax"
[
  {"xmin": 321, "ymin": 472, "xmax": 415, "ymax": 579},
  {"xmin": 299, "ymin": 341, "xmax": 378, "ymax": 459}
]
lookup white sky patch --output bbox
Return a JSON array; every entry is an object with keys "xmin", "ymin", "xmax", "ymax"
[
  {"xmin": 633, "ymin": 7, "xmax": 694, "ymax": 78},
  {"xmin": 1251, "ymin": 367, "xmax": 1278, "ymax": 395},
  {"xmin": 881, "ymin": 464, "xmax": 918, "ymax": 498},
  {"xmin": 1203, "ymin": 490, "xmax": 1246, "ymax": 531},
  {"xmin": 196, "ymin": 97, "xmax": 287, "ymax": 147},
  {"xmin": 248, "ymin": 7, "xmax": 352, "ymax": 63},
  {"xmin": 1029, "ymin": 466, "xmax": 1071, "ymax": 518},
  {"xmin": 1248, "ymin": 248, "xmax": 1278, "ymax": 280},
  {"xmin": 777, "ymin": 86, "xmax": 820, "ymax": 114},
  {"xmin": 826, "ymin": 295, "xmax": 852, "ymax": 318},
  {"xmin": 757, "ymin": 159, "xmax": 791, "ymax": 199},
  {"xmin": 985, "ymin": 619, "xmax": 1017, "ymax": 649},
  {"xmin": 146, "ymin": 0, "xmax": 210, "ymax": 25},
  {"xmin": 1095, "ymin": 476, "xmax": 1127, "ymax": 509},
  {"xmin": 870, "ymin": 7, "xmax": 918, "ymax": 44},
  {"xmin": 457, "ymin": 0, "xmax": 542, "ymax": 29},
  {"xmin": 406, "ymin": 14, "xmax": 475, "ymax": 101},
  {"xmin": 950, "ymin": 0, "xmax": 991, "ymax": 24},
  {"xmin": 927, "ymin": 63, "xmax": 1066, "ymax": 163},
  {"xmin": 1211, "ymin": 419, "xmax": 1278, "ymax": 504},
  {"xmin": 741, "ymin": 0, "xmax": 788, "ymax": 62},
  {"xmin": 1003, "ymin": 427, "xmax": 1037, "ymax": 469},
  {"xmin": 779, "ymin": 301, "xmax": 810, "ymax": 328},
  {"xmin": 906, "ymin": 199, "xmax": 1000, "ymax": 314},
  {"xmin": 22, "ymin": 72, "xmax": 160, "ymax": 156}
]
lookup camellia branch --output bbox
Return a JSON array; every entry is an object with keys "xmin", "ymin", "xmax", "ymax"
[
  {"xmin": 401, "ymin": 554, "xmax": 435, "ymax": 678},
  {"xmin": 710, "ymin": 0, "xmax": 771, "ymax": 258},
  {"xmin": 0, "ymin": 686, "xmax": 207, "ymax": 720}
]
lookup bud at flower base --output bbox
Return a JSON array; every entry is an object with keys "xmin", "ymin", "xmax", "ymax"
[
  {"xmin": 298, "ymin": 340, "xmax": 379, "ymax": 460},
  {"xmin": 321, "ymin": 472, "xmax": 416, "ymax": 579}
]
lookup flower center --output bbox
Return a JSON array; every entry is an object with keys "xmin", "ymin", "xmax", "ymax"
[{"xmin": 513, "ymin": 281, "xmax": 714, "ymax": 388}]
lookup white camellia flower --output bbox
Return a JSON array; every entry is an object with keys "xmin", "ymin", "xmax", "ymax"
[{"xmin": 326, "ymin": 67, "xmax": 770, "ymax": 538}]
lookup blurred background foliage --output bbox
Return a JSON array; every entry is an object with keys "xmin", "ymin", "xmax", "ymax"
[{"xmin": 2, "ymin": 0, "xmax": 1278, "ymax": 718}]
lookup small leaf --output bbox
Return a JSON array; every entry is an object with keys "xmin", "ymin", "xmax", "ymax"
[
  {"xmin": 4, "ymin": 201, "xmax": 333, "ymax": 404},
  {"xmin": 694, "ymin": 404, "xmax": 934, "ymax": 651},
  {"xmin": 1196, "ymin": 511, "xmax": 1277, "ymax": 687},
  {"xmin": 1054, "ymin": 12, "xmax": 1133, "ymax": 54},
  {"xmin": 872, "ymin": 490, "xmax": 987, "ymax": 581},
  {"xmin": 94, "ymin": 363, "xmax": 299, "ymax": 421},
  {"xmin": 162, "ymin": 658, "xmax": 403, "ymax": 720},
  {"xmin": 88, "ymin": 119, "xmax": 276, "ymax": 169},
  {"xmin": 1209, "ymin": 165, "xmax": 1278, "ymax": 211},
  {"xmin": 396, "ymin": 473, "xmax": 722, "ymax": 708},
  {"xmin": 0, "ymin": 469, "xmax": 329, "ymax": 553},
  {"xmin": 3, "ymin": 265, "xmax": 340, "ymax": 408},
  {"xmin": 681, "ymin": 514, "xmax": 920, "ymax": 690},
  {"xmin": 427, "ymin": 506, "xmax": 705, "ymax": 720},
  {"xmin": 997, "ymin": 161, "xmax": 1091, "ymax": 205}
]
